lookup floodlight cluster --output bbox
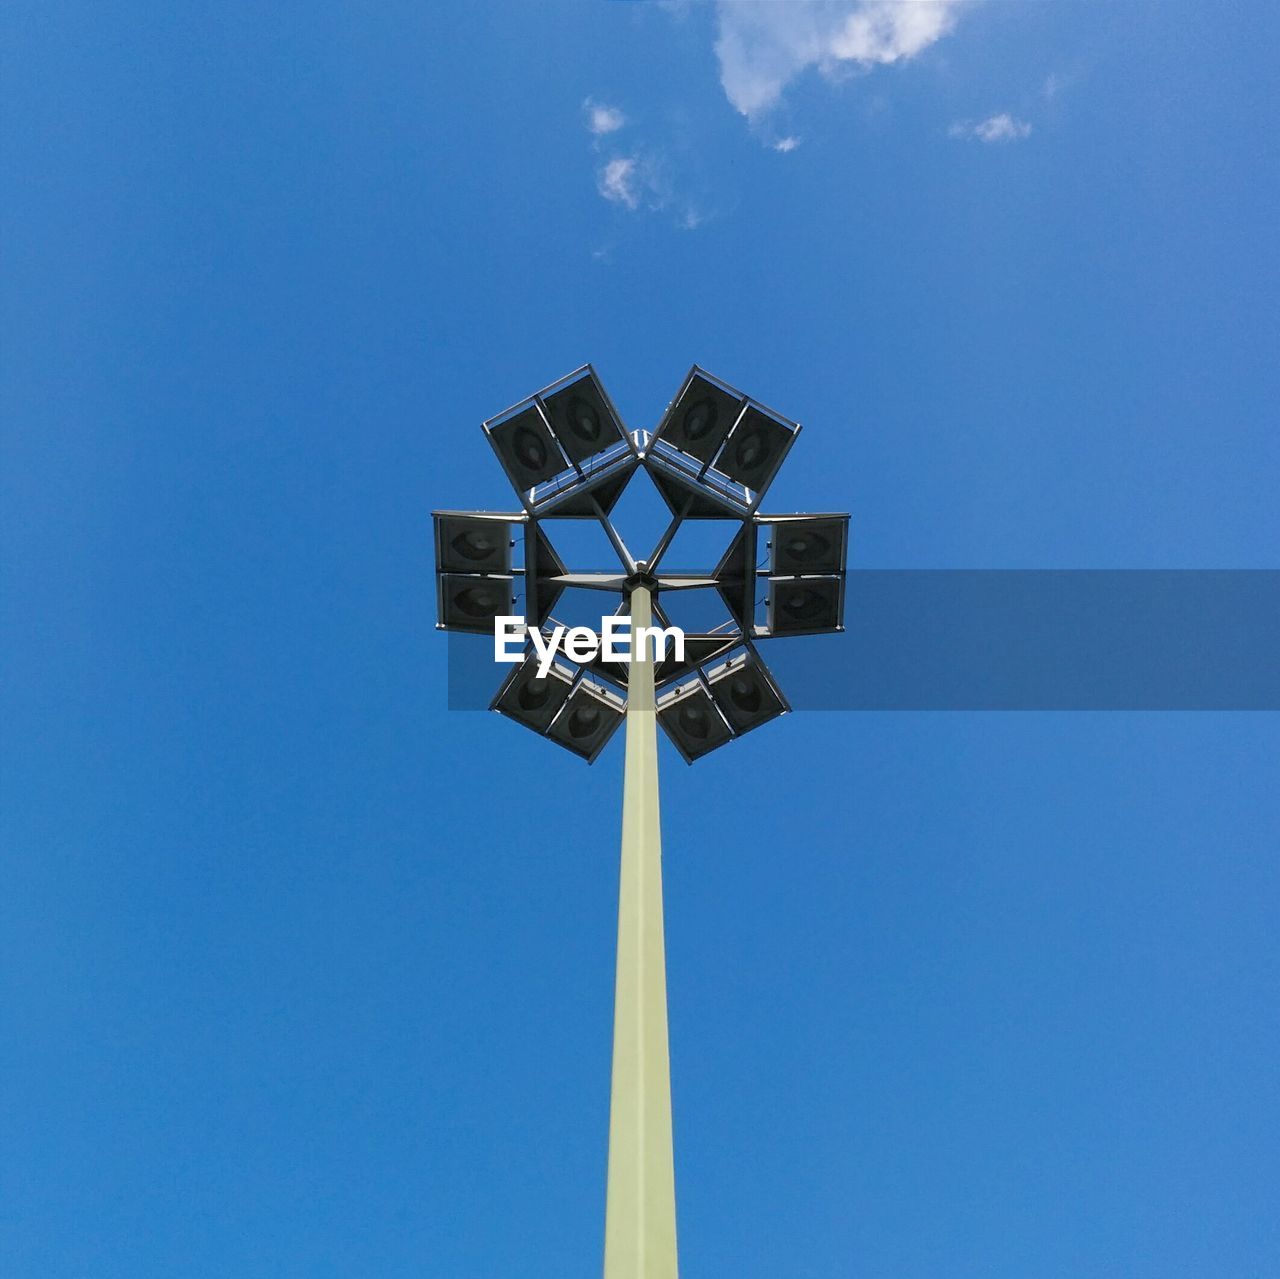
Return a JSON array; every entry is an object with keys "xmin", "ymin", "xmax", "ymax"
[{"xmin": 433, "ymin": 365, "xmax": 849, "ymax": 763}]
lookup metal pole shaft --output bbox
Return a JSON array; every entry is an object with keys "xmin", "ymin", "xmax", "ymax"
[{"xmin": 603, "ymin": 584, "xmax": 679, "ymax": 1279}]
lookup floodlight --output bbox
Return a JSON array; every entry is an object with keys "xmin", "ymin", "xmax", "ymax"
[
  {"xmin": 765, "ymin": 515, "xmax": 849, "ymax": 576},
  {"xmin": 487, "ymin": 404, "xmax": 565, "ymax": 491},
  {"xmin": 655, "ymin": 370, "xmax": 741, "ymax": 464},
  {"xmin": 764, "ymin": 575, "xmax": 844, "ymax": 635},
  {"xmin": 438, "ymin": 572, "xmax": 515, "ymax": 634},
  {"xmin": 707, "ymin": 650, "xmax": 788, "ymax": 735},
  {"xmin": 434, "ymin": 513, "xmax": 515, "ymax": 576},
  {"xmin": 715, "ymin": 406, "xmax": 794, "ymax": 494},
  {"xmin": 657, "ymin": 683, "xmax": 732, "ymax": 763},
  {"xmin": 493, "ymin": 654, "xmax": 575, "ymax": 734},
  {"xmin": 547, "ymin": 681, "xmax": 626, "ymax": 762},
  {"xmin": 542, "ymin": 370, "xmax": 627, "ymax": 467}
]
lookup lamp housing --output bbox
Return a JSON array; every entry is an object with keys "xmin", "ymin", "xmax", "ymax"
[
  {"xmin": 437, "ymin": 572, "xmax": 515, "ymax": 634},
  {"xmin": 492, "ymin": 655, "xmax": 575, "ymax": 734},
  {"xmin": 763, "ymin": 575, "xmax": 845, "ymax": 636},
  {"xmin": 764, "ymin": 514, "xmax": 849, "ymax": 576},
  {"xmin": 547, "ymin": 680, "xmax": 626, "ymax": 762},
  {"xmin": 434, "ymin": 512, "xmax": 516, "ymax": 576},
  {"xmin": 657, "ymin": 682, "xmax": 732, "ymax": 763},
  {"xmin": 706, "ymin": 649, "xmax": 788, "ymax": 736}
]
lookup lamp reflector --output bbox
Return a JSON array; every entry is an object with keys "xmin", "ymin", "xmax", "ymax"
[
  {"xmin": 657, "ymin": 683, "xmax": 732, "ymax": 762},
  {"xmin": 657, "ymin": 372, "xmax": 741, "ymax": 463},
  {"xmin": 767, "ymin": 516, "xmax": 848, "ymax": 576},
  {"xmin": 547, "ymin": 682, "xmax": 625, "ymax": 761},
  {"xmin": 488, "ymin": 405, "xmax": 565, "ymax": 491},
  {"xmin": 435, "ymin": 514, "xmax": 513, "ymax": 575},
  {"xmin": 439, "ymin": 573, "xmax": 515, "ymax": 634},
  {"xmin": 715, "ymin": 406, "xmax": 793, "ymax": 493},
  {"xmin": 493, "ymin": 655, "xmax": 574, "ymax": 733},
  {"xmin": 542, "ymin": 373, "xmax": 625, "ymax": 467},
  {"xmin": 707, "ymin": 651, "xmax": 787, "ymax": 735},
  {"xmin": 765, "ymin": 575, "xmax": 843, "ymax": 635}
]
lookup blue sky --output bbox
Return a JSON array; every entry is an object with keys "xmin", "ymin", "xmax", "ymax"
[{"xmin": 2, "ymin": 3, "xmax": 1277, "ymax": 1276}]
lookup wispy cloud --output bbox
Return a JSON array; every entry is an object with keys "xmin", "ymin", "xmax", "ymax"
[
  {"xmin": 949, "ymin": 113, "xmax": 1033, "ymax": 143},
  {"xmin": 714, "ymin": 0, "xmax": 964, "ymax": 119},
  {"xmin": 584, "ymin": 97, "xmax": 626, "ymax": 137},
  {"xmin": 593, "ymin": 147, "xmax": 709, "ymax": 231},
  {"xmin": 597, "ymin": 156, "xmax": 639, "ymax": 209},
  {"xmin": 773, "ymin": 135, "xmax": 802, "ymax": 153}
]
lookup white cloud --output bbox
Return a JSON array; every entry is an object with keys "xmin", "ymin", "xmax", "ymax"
[
  {"xmin": 593, "ymin": 149, "xmax": 709, "ymax": 230},
  {"xmin": 584, "ymin": 98, "xmax": 626, "ymax": 137},
  {"xmin": 597, "ymin": 156, "xmax": 639, "ymax": 208},
  {"xmin": 773, "ymin": 135, "xmax": 802, "ymax": 153},
  {"xmin": 949, "ymin": 112, "xmax": 1033, "ymax": 143},
  {"xmin": 714, "ymin": 0, "xmax": 963, "ymax": 119}
]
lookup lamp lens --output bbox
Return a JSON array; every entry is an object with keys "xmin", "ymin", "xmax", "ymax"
[
  {"xmin": 451, "ymin": 529, "xmax": 498, "ymax": 562},
  {"xmin": 454, "ymin": 585, "xmax": 499, "ymax": 618},
  {"xmin": 566, "ymin": 396, "xmax": 602, "ymax": 444},
  {"xmin": 781, "ymin": 588, "xmax": 825, "ymax": 621},
  {"xmin": 677, "ymin": 702, "xmax": 710, "ymax": 740},
  {"xmin": 734, "ymin": 429, "xmax": 769, "ymax": 472},
  {"xmin": 567, "ymin": 702, "xmax": 602, "ymax": 738},
  {"xmin": 517, "ymin": 678, "xmax": 551, "ymax": 711},
  {"xmin": 682, "ymin": 398, "xmax": 716, "ymax": 442},
  {"xmin": 513, "ymin": 425, "xmax": 548, "ymax": 470},
  {"xmin": 728, "ymin": 675, "xmax": 762, "ymax": 713},
  {"xmin": 781, "ymin": 531, "xmax": 831, "ymax": 564}
]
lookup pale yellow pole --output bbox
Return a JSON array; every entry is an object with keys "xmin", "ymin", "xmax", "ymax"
[{"xmin": 603, "ymin": 583, "xmax": 679, "ymax": 1279}]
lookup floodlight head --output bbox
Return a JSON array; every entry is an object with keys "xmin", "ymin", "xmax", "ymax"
[
  {"xmin": 765, "ymin": 515, "xmax": 849, "ymax": 576},
  {"xmin": 646, "ymin": 370, "xmax": 798, "ymax": 514},
  {"xmin": 765, "ymin": 575, "xmax": 844, "ymax": 635},
  {"xmin": 707, "ymin": 649, "xmax": 788, "ymax": 736},
  {"xmin": 434, "ymin": 513, "xmax": 515, "ymax": 576},
  {"xmin": 438, "ymin": 572, "xmax": 515, "ymax": 634},
  {"xmin": 493, "ymin": 654, "xmax": 575, "ymax": 734},
  {"xmin": 657, "ymin": 682, "xmax": 732, "ymax": 763},
  {"xmin": 547, "ymin": 681, "xmax": 626, "ymax": 762},
  {"xmin": 656, "ymin": 370, "xmax": 741, "ymax": 464},
  {"xmin": 487, "ymin": 405, "xmax": 565, "ymax": 491},
  {"xmin": 716, "ymin": 406, "xmax": 794, "ymax": 494},
  {"xmin": 542, "ymin": 369, "xmax": 627, "ymax": 467}
]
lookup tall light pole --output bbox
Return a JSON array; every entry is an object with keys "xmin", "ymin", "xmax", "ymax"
[
  {"xmin": 604, "ymin": 582, "xmax": 678, "ymax": 1277},
  {"xmin": 433, "ymin": 366, "xmax": 849, "ymax": 1274}
]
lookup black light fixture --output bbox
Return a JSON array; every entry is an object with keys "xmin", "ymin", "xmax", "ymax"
[
  {"xmin": 655, "ymin": 370, "xmax": 742, "ymax": 464},
  {"xmin": 486, "ymin": 404, "xmax": 565, "ymax": 492},
  {"xmin": 765, "ymin": 515, "xmax": 849, "ymax": 576},
  {"xmin": 547, "ymin": 681, "xmax": 626, "ymax": 761},
  {"xmin": 493, "ymin": 654, "xmax": 575, "ymax": 735},
  {"xmin": 434, "ymin": 513, "xmax": 515, "ymax": 576},
  {"xmin": 715, "ymin": 406, "xmax": 795, "ymax": 494},
  {"xmin": 438, "ymin": 572, "xmax": 515, "ymax": 634},
  {"xmin": 541, "ymin": 370, "xmax": 626, "ymax": 468},
  {"xmin": 656, "ymin": 683, "xmax": 732, "ymax": 763},
  {"xmin": 706, "ymin": 650, "xmax": 788, "ymax": 736},
  {"xmin": 765, "ymin": 575, "xmax": 844, "ymax": 635}
]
